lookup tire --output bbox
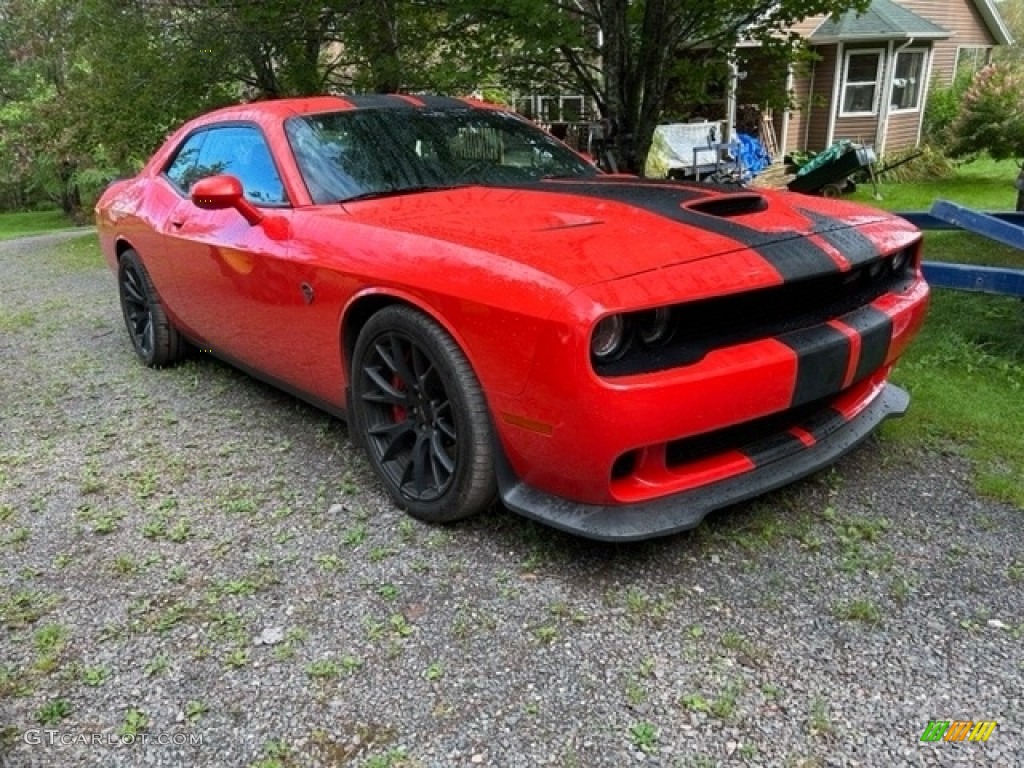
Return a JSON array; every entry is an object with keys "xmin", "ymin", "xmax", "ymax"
[
  {"xmin": 351, "ymin": 305, "xmax": 497, "ymax": 523},
  {"xmin": 117, "ymin": 248, "xmax": 183, "ymax": 367}
]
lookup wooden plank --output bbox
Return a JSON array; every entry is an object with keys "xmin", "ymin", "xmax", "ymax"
[
  {"xmin": 922, "ymin": 262, "xmax": 1024, "ymax": 297},
  {"xmin": 896, "ymin": 211, "xmax": 1024, "ymax": 230},
  {"xmin": 929, "ymin": 200, "xmax": 1024, "ymax": 249}
]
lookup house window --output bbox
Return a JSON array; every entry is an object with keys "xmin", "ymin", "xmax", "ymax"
[
  {"xmin": 891, "ymin": 49, "xmax": 926, "ymax": 111},
  {"xmin": 841, "ymin": 50, "xmax": 883, "ymax": 115},
  {"xmin": 956, "ymin": 47, "xmax": 990, "ymax": 79}
]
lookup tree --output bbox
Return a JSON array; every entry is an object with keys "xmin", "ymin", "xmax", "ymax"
[
  {"xmin": 455, "ymin": 0, "xmax": 870, "ymax": 172},
  {"xmin": 947, "ymin": 62, "xmax": 1024, "ymax": 210}
]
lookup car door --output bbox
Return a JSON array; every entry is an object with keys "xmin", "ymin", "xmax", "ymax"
[{"xmin": 159, "ymin": 124, "xmax": 306, "ymax": 381}]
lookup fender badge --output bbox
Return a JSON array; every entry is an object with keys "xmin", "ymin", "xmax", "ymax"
[{"xmin": 300, "ymin": 283, "xmax": 315, "ymax": 304}]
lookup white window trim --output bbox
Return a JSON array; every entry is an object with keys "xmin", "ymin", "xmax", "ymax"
[
  {"xmin": 839, "ymin": 48, "xmax": 885, "ymax": 118},
  {"xmin": 954, "ymin": 45, "xmax": 992, "ymax": 77},
  {"xmin": 890, "ymin": 48, "xmax": 928, "ymax": 114}
]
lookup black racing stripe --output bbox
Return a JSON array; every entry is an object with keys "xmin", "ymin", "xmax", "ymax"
[
  {"xmin": 743, "ymin": 431, "xmax": 805, "ymax": 468},
  {"xmin": 778, "ymin": 325, "xmax": 851, "ymax": 407},
  {"xmin": 532, "ymin": 181, "xmax": 840, "ymax": 281},
  {"xmin": 344, "ymin": 94, "xmax": 415, "ymax": 109},
  {"xmin": 415, "ymin": 95, "xmax": 474, "ymax": 111},
  {"xmin": 797, "ymin": 208, "xmax": 880, "ymax": 266},
  {"xmin": 798, "ymin": 407, "xmax": 846, "ymax": 442},
  {"xmin": 841, "ymin": 305, "xmax": 894, "ymax": 383}
]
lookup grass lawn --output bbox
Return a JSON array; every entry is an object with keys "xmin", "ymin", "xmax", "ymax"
[
  {"xmin": 0, "ymin": 209, "xmax": 80, "ymax": 240},
  {"xmin": 849, "ymin": 155, "xmax": 1021, "ymax": 211}
]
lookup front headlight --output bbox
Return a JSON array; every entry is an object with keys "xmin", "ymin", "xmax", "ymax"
[
  {"xmin": 636, "ymin": 307, "xmax": 672, "ymax": 345},
  {"xmin": 591, "ymin": 315, "xmax": 627, "ymax": 360}
]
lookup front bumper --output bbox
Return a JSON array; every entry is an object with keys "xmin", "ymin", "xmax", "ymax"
[{"xmin": 496, "ymin": 382, "xmax": 908, "ymax": 542}]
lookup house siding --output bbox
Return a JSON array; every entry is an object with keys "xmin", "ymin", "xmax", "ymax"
[
  {"xmin": 786, "ymin": 1, "xmax": 1002, "ymax": 154},
  {"xmin": 884, "ymin": 111, "xmax": 922, "ymax": 149},
  {"xmin": 806, "ymin": 46, "xmax": 839, "ymax": 151},
  {"xmin": 900, "ymin": 0, "xmax": 998, "ymax": 86}
]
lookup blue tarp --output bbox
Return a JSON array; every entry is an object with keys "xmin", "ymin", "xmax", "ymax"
[{"xmin": 735, "ymin": 133, "xmax": 771, "ymax": 177}]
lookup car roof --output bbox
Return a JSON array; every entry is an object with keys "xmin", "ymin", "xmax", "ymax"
[{"xmin": 197, "ymin": 94, "xmax": 497, "ymax": 123}]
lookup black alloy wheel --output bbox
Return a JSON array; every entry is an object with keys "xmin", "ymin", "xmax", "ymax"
[
  {"xmin": 117, "ymin": 248, "xmax": 182, "ymax": 367},
  {"xmin": 352, "ymin": 305, "xmax": 496, "ymax": 523}
]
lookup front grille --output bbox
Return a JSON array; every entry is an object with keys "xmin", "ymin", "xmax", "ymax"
[
  {"xmin": 594, "ymin": 250, "xmax": 915, "ymax": 377},
  {"xmin": 664, "ymin": 396, "xmax": 837, "ymax": 468}
]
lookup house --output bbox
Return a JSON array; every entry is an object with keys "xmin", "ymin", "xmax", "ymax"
[{"xmin": 771, "ymin": 0, "xmax": 1012, "ymax": 157}]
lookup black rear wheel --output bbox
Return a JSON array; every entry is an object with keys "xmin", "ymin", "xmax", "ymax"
[
  {"xmin": 352, "ymin": 306, "xmax": 496, "ymax": 523},
  {"xmin": 118, "ymin": 248, "xmax": 182, "ymax": 367}
]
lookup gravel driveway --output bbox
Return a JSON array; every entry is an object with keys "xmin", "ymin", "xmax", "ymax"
[{"xmin": 1, "ymin": 232, "xmax": 1021, "ymax": 768}]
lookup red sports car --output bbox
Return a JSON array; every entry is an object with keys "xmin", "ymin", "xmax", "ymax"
[{"xmin": 95, "ymin": 95, "xmax": 929, "ymax": 541}]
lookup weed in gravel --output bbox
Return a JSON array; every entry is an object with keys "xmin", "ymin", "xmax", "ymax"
[
  {"xmin": 142, "ymin": 512, "xmax": 168, "ymax": 539},
  {"xmin": 625, "ymin": 680, "xmax": 646, "ymax": 707},
  {"xmin": 145, "ymin": 653, "xmax": 169, "ymax": 677},
  {"xmin": 111, "ymin": 554, "xmax": 140, "ymax": 575},
  {"xmin": 0, "ymin": 665, "xmax": 32, "ymax": 698},
  {"xmin": 890, "ymin": 575, "xmax": 917, "ymax": 603},
  {"xmin": 35, "ymin": 698, "xmax": 72, "ymax": 725},
  {"xmin": 389, "ymin": 613, "xmax": 413, "ymax": 637},
  {"xmin": 762, "ymin": 682, "xmax": 783, "ymax": 701},
  {"xmin": 251, "ymin": 738, "xmax": 294, "ymax": 768},
  {"xmin": 0, "ymin": 309, "xmax": 37, "ymax": 331},
  {"xmin": 315, "ymin": 553, "xmax": 344, "ymax": 571},
  {"xmin": 224, "ymin": 647, "xmax": 249, "ymax": 668},
  {"xmin": 168, "ymin": 564, "xmax": 187, "ymax": 584},
  {"xmin": 307, "ymin": 659, "xmax": 341, "ymax": 680},
  {"xmin": 426, "ymin": 530, "xmax": 452, "ymax": 549},
  {"xmin": 185, "ymin": 699, "xmax": 208, "ymax": 722},
  {"xmin": 81, "ymin": 665, "xmax": 109, "ymax": 686},
  {"xmin": 423, "ymin": 662, "xmax": 444, "ymax": 681},
  {"xmin": 623, "ymin": 587, "xmax": 673, "ymax": 625},
  {"xmin": 377, "ymin": 583, "xmax": 398, "ymax": 601},
  {"xmin": 711, "ymin": 679, "xmax": 745, "ymax": 721},
  {"xmin": 168, "ymin": 519, "xmax": 192, "ymax": 543},
  {"xmin": 79, "ymin": 463, "xmax": 106, "ymax": 494},
  {"xmin": 833, "ymin": 598, "xmax": 882, "ymax": 625},
  {"xmin": 1009, "ymin": 561, "xmax": 1024, "ymax": 582},
  {"xmin": 680, "ymin": 692, "xmax": 712, "ymax": 714},
  {"xmin": 363, "ymin": 748, "xmax": 412, "ymax": 768},
  {"xmin": 628, "ymin": 721, "xmax": 658, "ymax": 752},
  {"xmin": 533, "ymin": 624, "xmax": 559, "ymax": 644},
  {"xmin": 343, "ymin": 524, "xmax": 367, "ymax": 546},
  {"xmin": 270, "ymin": 626, "xmax": 305, "ymax": 663},
  {"xmin": 217, "ymin": 578, "xmax": 259, "ymax": 597},
  {"xmin": 2, "ymin": 526, "xmax": 29, "ymax": 547},
  {"xmin": 808, "ymin": 695, "xmax": 833, "ymax": 737},
  {"xmin": 397, "ymin": 519, "xmax": 416, "ymax": 541},
  {"xmin": 34, "ymin": 623, "xmax": 68, "ymax": 655},
  {"xmin": 119, "ymin": 708, "xmax": 149, "ymax": 737},
  {"xmin": 368, "ymin": 546, "xmax": 395, "ymax": 562}
]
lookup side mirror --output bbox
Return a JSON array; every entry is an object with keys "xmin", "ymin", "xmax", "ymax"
[{"xmin": 190, "ymin": 174, "xmax": 263, "ymax": 225}]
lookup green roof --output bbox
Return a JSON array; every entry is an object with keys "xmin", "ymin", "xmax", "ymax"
[{"xmin": 811, "ymin": 0, "xmax": 950, "ymax": 42}]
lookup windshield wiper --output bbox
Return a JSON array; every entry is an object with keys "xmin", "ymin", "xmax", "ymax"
[{"xmin": 339, "ymin": 184, "xmax": 467, "ymax": 204}]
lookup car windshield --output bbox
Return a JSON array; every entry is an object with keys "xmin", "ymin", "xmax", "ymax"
[{"xmin": 285, "ymin": 107, "xmax": 599, "ymax": 204}]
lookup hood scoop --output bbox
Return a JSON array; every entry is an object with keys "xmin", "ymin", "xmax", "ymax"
[{"xmin": 684, "ymin": 193, "xmax": 768, "ymax": 218}]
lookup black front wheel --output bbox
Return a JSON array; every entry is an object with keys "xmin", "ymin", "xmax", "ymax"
[
  {"xmin": 351, "ymin": 306, "xmax": 496, "ymax": 523},
  {"xmin": 118, "ymin": 248, "xmax": 183, "ymax": 367}
]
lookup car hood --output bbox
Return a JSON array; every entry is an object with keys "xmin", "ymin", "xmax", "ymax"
[{"xmin": 335, "ymin": 178, "xmax": 901, "ymax": 288}]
